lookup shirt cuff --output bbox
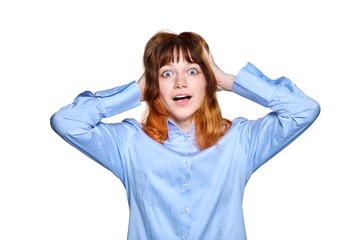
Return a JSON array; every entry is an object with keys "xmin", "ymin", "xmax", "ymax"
[
  {"xmin": 95, "ymin": 81, "xmax": 142, "ymax": 117},
  {"xmin": 232, "ymin": 62, "xmax": 280, "ymax": 107}
]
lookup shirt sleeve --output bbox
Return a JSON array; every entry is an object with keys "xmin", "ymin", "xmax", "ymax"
[
  {"xmin": 50, "ymin": 81, "xmax": 141, "ymax": 179},
  {"xmin": 232, "ymin": 62, "xmax": 321, "ymax": 175}
]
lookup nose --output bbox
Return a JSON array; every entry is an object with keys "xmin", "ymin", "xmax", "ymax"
[{"xmin": 174, "ymin": 74, "xmax": 188, "ymax": 89}]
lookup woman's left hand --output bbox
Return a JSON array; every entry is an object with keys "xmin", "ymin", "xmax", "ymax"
[{"xmin": 207, "ymin": 52, "xmax": 235, "ymax": 92}]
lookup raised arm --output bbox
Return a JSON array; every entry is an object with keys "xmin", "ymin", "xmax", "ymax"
[
  {"xmin": 234, "ymin": 62, "xmax": 321, "ymax": 173},
  {"xmin": 207, "ymin": 51, "xmax": 320, "ymax": 173},
  {"xmin": 50, "ymin": 81, "xmax": 142, "ymax": 178}
]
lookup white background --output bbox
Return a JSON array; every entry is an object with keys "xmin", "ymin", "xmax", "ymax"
[{"xmin": 1, "ymin": 0, "xmax": 359, "ymax": 239}]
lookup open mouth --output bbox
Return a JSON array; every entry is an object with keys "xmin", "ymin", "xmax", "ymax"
[{"xmin": 173, "ymin": 95, "xmax": 192, "ymax": 102}]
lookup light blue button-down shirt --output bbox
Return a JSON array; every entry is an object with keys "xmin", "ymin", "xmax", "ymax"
[{"xmin": 51, "ymin": 63, "xmax": 320, "ymax": 240}]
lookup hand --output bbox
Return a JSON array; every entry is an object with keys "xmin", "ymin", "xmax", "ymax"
[
  {"xmin": 207, "ymin": 52, "xmax": 235, "ymax": 92},
  {"xmin": 137, "ymin": 73, "xmax": 146, "ymax": 101}
]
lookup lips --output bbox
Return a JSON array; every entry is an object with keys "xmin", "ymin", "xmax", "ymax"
[{"xmin": 172, "ymin": 94, "xmax": 192, "ymax": 106}]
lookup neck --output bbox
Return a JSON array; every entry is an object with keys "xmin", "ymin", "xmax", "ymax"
[{"xmin": 169, "ymin": 118, "xmax": 194, "ymax": 135}]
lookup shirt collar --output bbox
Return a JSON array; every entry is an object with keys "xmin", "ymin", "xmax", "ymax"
[{"xmin": 167, "ymin": 119, "xmax": 195, "ymax": 142}]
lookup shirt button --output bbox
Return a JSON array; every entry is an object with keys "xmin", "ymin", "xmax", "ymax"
[
  {"xmin": 184, "ymin": 207, "xmax": 189, "ymax": 213},
  {"xmin": 183, "ymin": 183, "xmax": 188, "ymax": 189},
  {"xmin": 183, "ymin": 232, "xmax": 189, "ymax": 238}
]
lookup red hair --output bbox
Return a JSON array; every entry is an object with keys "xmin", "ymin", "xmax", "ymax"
[{"xmin": 142, "ymin": 30, "xmax": 231, "ymax": 149}]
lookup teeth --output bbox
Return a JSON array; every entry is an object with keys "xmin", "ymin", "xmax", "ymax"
[
  {"xmin": 174, "ymin": 95, "xmax": 187, "ymax": 99},
  {"xmin": 173, "ymin": 95, "xmax": 191, "ymax": 101}
]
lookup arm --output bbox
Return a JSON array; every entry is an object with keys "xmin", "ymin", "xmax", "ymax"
[
  {"xmin": 209, "ymin": 53, "xmax": 321, "ymax": 173},
  {"xmin": 50, "ymin": 80, "xmax": 142, "ymax": 178},
  {"xmin": 237, "ymin": 63, "xmax": 321, "ymax": 172}
]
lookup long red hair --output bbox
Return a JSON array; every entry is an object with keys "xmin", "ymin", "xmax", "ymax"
[{"xmin": 142, "ymin": 30, "xmax": 231, "ymax": 149}]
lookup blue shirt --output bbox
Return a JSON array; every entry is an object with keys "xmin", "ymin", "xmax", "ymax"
[{"xmin": 50, "ymin": 63, "xmax": 320, "ymax": 240}]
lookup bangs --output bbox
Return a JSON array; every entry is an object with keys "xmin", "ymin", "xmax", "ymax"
[{"xmin": 158, "ymin": 37, "xmax": 204, "ymax": 68}]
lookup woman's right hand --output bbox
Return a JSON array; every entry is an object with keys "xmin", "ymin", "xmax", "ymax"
[{"xmin": 137, "ymin": 73, "xmax": 146, "ymax": 101}]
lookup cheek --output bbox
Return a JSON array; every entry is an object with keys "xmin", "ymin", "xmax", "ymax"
[
  {"xmin": 198, "ymin": 81, "xmax": 207, "ymax": 97},
  {"xmin": 158, "ymin": 84, "xmax": 170, "ymax": 102}
]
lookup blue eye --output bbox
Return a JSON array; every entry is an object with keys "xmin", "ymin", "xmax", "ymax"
[
  {"xmin": 161, "ymin": 70, "xmax": 173, "ymax": 77},
  {"xmin": 188, "ymin": 68, "xmax": 198, "ymax": 75}
]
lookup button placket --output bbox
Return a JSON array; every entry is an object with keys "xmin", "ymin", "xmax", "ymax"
[{"xmin": 180, "ymin": 156, "xmax": 191, "ymax": 239}]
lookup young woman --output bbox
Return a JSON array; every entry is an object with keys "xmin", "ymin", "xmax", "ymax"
[{"xmin": 50, "ymin": 30, "xmax": 320, "ymax": 239}]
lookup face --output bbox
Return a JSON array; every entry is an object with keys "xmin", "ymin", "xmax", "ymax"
[{"xmin": 158, "ymin": 52, "xmax": 206, "ymax": 130}]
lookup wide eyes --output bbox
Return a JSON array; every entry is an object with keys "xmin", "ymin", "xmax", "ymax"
[
  {"xmin": 161, "ymin": 70, "xmax": 174, "ymax": 78},
  {"xmin": 188, "ymin": 68, "xmax": 199, "ymax": 75},
  {"xmin": 160, "ymin": 68, "xmax": 199, "ymax": 78}
]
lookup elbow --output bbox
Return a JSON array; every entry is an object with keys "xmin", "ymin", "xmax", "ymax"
[
  {"xmin": 306, "ymin": 99, "xmax": 321, "ymax": 124},
  {"xmin": 50, "ymin": 111, "xmax": 75, "ymax": 139},
  {"xmin": 294, "ymin": 98, "xmax": 321, "ymax": 127},
  {"xmin": 50, "ymin": 110, "xmax": 93, "ymax": 142},
  {"xmin": 50, "ymin": 112, "xmax": 65, "ymax": 136}
]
